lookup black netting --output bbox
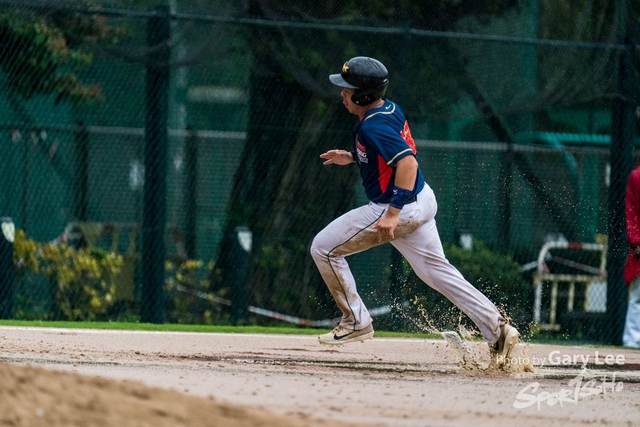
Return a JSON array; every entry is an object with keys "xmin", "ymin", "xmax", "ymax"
[{"xmin": 0, "ymin": 0, "xmax": 638, "ymax": 343}]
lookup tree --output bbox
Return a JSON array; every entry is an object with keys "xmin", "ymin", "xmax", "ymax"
[
  {"xmin": 212, "ymin": 0, "xmax": 524, "ymax": 321},
  {"xmin": 0, "ymin": 1, "xmax": 124, "ymax": 105},
  {"xmin": 0, "ymin": 1, "xmax": 124, "ymax": 231}
]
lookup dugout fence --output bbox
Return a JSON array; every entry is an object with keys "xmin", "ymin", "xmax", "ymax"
[{"xmin": 0, "ymin": 0, "xmax": 637, "ymax": 345}]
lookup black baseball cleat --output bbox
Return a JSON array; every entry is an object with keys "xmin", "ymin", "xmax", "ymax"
[{"xmin": 318, "ymin": 323, "xmax": 374, "ymax": 345}]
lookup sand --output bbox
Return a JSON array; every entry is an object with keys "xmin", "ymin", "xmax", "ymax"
[{"xmin": 1, "ymin": 326, "xmax": 639, "ymax": 426}]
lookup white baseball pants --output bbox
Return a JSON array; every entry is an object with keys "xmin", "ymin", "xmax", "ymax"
[
  {"xmin": 623, "ymin": 276, "xmax": 640, "ymax": 348},
  {"xmin": 310, "ymin": 185, "xmax": 505, "ymax": 344}
]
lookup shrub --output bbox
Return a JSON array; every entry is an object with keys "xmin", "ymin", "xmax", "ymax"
[
  {"xmin": 165, "ymin": 259, "xmax": 229, "ymax": 325},
  {"xmin": 402, "ymin": 240, "xmax": 532, "ymax": 335},
  {"xmin": 14, "ymin": 230, "xmax": 123, "ymax": 321}
]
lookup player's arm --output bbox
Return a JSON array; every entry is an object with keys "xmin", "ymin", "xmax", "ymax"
[
  {"xmin": 374, "ymin": 155, "xmax": 418, "ymax": 242},
  {"xmin": 320, "ymin": 149, "xmax": 355, "ymax": 165}
]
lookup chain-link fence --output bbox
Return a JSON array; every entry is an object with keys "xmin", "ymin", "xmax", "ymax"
[{"xmin": 0, "ymin": 0, "xmax": 638, "ymax": 343}]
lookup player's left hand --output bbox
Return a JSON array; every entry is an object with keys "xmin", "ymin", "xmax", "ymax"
[
  {"xmin": 373, "ymin": 210, "xmax": 399, "ymax": 242},
  {"xmin": 320, "ymin": 149, "xmax": 354, "ymax": 165}
]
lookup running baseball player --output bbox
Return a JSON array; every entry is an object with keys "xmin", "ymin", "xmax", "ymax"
[{"xmin": 311, "ymin": 56, "xmax": 519, "ymax": 362}]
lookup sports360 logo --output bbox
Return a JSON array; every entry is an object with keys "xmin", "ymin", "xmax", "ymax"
[{"xmin": 513, "ymin": 369, "xmax": 623, "ymax": 410}]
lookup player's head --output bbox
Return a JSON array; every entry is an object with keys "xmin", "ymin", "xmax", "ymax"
[{"xmin": 329, "ymin": 57, "xmax": 388, "ymax": 106}]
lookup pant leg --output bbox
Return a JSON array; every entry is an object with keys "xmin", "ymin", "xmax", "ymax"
[
  {"xmin": 390, "ymin": 186, "xmax": 505, "ymax": 344},
  {"xmin": 623, "ymin": 277, "xmax": 640, "ymax": 348},
  {"xmin": 310, "ymin": 203, "xmax": 386, "ymax": 330}
]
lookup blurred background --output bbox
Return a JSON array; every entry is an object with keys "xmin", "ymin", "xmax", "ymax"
[{"xmin": 0, "ymin": 0, "xmax": 637, "ymax": 344}]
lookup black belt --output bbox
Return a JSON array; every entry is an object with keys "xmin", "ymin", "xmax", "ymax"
[{"xmin": 373, "ymin": 195, "xmax": 417, "ymax": 206}]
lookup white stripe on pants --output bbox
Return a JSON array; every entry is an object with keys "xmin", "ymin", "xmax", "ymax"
[
  {"xmin": 310, "ymin": 185, "xmax": 505, "ymax": 344},
  {"xmin": 623, "ymin": 276, "xmax": 640, "ymax": 348}
]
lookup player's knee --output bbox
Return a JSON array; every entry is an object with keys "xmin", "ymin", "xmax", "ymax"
[
  {"xmin": 310, "ymin": 239, "xmax": 321, "ymax": 259},
  {"xmin": 310, "ymin": 236, "xmax": 327, "ymax": 260}
]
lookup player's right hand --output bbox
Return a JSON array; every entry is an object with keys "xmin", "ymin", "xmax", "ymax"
[
  {"xmin": 320, "ymin": 150, "xmax": 354, "ymax": 165},
  {"xmin": 373, "ymin": 208, "xmax": 400, "ymax": 242}
]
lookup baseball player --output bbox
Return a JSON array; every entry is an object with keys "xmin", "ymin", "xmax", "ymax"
[
  {"xmin": 311, "ymin": 56, "xmax": 519, "ymax": 361},
  {"xmin": 623, "ymin": 163, "xmax": 640, "ymax": 348}
]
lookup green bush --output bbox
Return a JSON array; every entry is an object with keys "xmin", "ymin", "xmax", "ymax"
[
  {"xmin": 402, "ymin": 240, "xmax": 532, "ymax": 335},
  {"xmin": 165, "ymin": 259, "xmax": 230, "ymax": 325},
  {"xmin": 14, "ymin": 230, "xmax": 123, "ymax": 321}
]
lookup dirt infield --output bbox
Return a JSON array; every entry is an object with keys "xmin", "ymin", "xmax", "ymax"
[{"xmin": 1, "ymin": 326, "xmax": 639, "ymax": 426}]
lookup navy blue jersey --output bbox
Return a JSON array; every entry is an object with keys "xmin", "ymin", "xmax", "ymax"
[{"xmin": 352, "ymin": 99, "xmax": 425, "ymax": 203}]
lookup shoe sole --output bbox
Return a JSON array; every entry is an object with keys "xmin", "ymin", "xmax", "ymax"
[
  {"xmin": 501, "ymin": 327, "xmax": 520, "ymax": 359},
  {"xmin": 318, "ymin": 331, "xmax": 374, "ymax": 346}
]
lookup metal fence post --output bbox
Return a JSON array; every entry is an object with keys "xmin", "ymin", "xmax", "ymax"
[
  {"xmin": 20, "ymin": 133, "xmax": 28, "ymax": 233},
  {"xmin": 74, "ymin": 120, "xmax": 90, "ymax": 221},
  {"xmin": 184, "ymin": 126, "xmax": 198, "ymax": 260},
  {"xmin": 0, "ymin": 218, "xmax": 15, "ymax": 319},
  {"xmin": 230, "ymin": 226, "xmax": 252, "ymax": 325},
  {"xmin": 141, "ymin": 6, "xmax": 170, "ymax": 324},
  {"xmin": 604, "ymin": 9, "xmax": 637, "ymax": 344},
  {"xmin": 389, "ymin": 248, "xmax": 406, "ymax": 331}
]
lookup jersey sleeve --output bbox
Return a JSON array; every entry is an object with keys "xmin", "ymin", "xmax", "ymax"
[{"xmin": 362, "ymin": 120, "xmax": 416, "ymax": 167}]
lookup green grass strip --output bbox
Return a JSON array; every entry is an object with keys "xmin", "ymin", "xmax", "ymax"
[
  {"xmin": 0, "ymin": 320, "xmax": 627, "ymax": 347},
  {"xmin": 0, "ymin": 320, "xmax": 440, "ymax": 339}
]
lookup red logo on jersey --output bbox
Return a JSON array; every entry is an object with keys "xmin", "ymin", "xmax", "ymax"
[{"xmin": 400, "ymin": 121, "xmax": 416, "ymax": 154}]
